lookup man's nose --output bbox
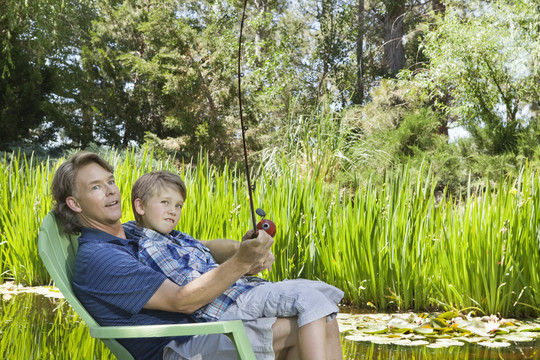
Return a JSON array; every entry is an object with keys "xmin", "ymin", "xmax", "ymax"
[{"xmin": 105, "ymin": 183, "xmax": 116, "ymax": 195}]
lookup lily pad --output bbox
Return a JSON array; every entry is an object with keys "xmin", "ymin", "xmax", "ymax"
[
  {"xmin": 370, "ymin": 337, "xmax": 399, "ymax": 345},
  {"xmin": 344, "ymin": 334, "xmax": 370, "ymax": 342},
  {"xmin": 426, "ymin": 339, "xmax": 465, "ymax": 348},
  {"xmin": 363, "ymin": 325, "xmax": 388, "ymax": 334},
  {"xmin": 438, "ymin": 311, "xmax": 459, "ymax": 320},
  {"xmin": 498, "ymin": 334, "xmax": 535, "ymax": 342},
  {"xmin": 413, "ymin": 327, "xmax": 434, "ymax": 335},
  {"xmin": 392, "ymin": 339, "xmax": 430, "ymax": 346},
  {"xmin": 477, "ymin": 341, "xmax": 511, "ymax": 348},
  {"xmin": 520, "ymin": 325, "xmax": 540, "ymax": 332},
  {"xmin": 338, "ymin": 325, "xmax": 356, "ymax": 333}
]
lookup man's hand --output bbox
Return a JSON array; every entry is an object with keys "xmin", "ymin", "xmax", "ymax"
[
  {"xmin": 246, "ymin": 250, "xmax": 275, "ymax": 275},
  {"xmin": 237, "ymin": 229, "xmax": 274, "ymax": 273}
]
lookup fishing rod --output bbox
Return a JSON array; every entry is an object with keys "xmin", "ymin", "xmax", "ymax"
[{"xmin": 237, "ymin": 0, "xmax": 276, "ymax": 238}]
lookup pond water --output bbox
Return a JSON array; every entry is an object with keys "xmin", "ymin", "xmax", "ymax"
[
  {"xmin": 1, "ymin": 292, "xmax": 539, "ymax": 359},
  {"xmin": 339, "ymin": 308, "xmax": 540, "ymax": 360},
  {"xmin": 341, "ymin": 335, "xmax": 540, "ymax": 360}
]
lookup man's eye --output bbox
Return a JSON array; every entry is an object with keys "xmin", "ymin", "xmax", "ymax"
[
  {"xmin": 108, "ymin": 180, "xmax": 115, "ymax": 185},
  {"xmin": 92, "ymin": 185, "xmax": 100, "ymax": 190}
]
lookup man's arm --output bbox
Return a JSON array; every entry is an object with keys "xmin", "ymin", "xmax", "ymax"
[{"xmin": 144, "ymin": 230, "xmax": 273, "ymax": 313}]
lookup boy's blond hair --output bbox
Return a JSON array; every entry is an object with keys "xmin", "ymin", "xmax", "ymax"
[{"xmin": 131, "ymin": 171, "xmax": 187, "ymax": 225}]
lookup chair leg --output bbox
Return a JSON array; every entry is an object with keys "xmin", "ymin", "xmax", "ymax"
[{"xmin": 226, "ymin": 327, "xmax": 256, "ymax": 360}]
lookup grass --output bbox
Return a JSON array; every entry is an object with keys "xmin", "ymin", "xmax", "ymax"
[{"xmin": 0, "ymin": 147, "xmax": 539, "ymax": 318}]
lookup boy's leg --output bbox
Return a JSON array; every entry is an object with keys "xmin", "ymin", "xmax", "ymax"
[
  {"xmin": 326, "ymin": 317, "xmax": 343, "ymax": 360},
  {"xmin": 281, "ymin": 279, "xmax": 344, "ymax": 305},
  {"xmin": 227, "ymin": 281, "xmax": 341, "ymax": 327},
  {"xmin": 298, "ymin": 317, "xmax": 327, "ymax": 360}
]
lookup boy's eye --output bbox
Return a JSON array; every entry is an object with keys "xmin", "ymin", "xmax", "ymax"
[
  {"xmin": 162, "ymin": 200, "xmax": 169, "ymax": 205},
  {"xmin": 176, "ymin": 204, "xmax": 183, "ymax": 209}
]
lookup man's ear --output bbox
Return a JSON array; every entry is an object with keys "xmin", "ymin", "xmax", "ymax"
[
  {"xmin": 133, "ymin": 198, "xmax": 145, "ymax": 216},
  {"xmin": 66, "ymin": 196, "xmax": 83, "ymax": 213}
]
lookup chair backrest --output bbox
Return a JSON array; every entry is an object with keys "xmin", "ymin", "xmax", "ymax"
[{"xmin": 38, "ymin": 212, "xmax": 133, "ymax": 359}]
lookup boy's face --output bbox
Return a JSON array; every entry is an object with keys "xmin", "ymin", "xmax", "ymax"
[{"xmin": 136, "ymin": 185, "xmax": 184, "ymax": 234}]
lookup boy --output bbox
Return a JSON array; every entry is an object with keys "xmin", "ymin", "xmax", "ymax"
[{"xmin": 126, "ymin": 171, "xmax": 343, "ymax": 359}]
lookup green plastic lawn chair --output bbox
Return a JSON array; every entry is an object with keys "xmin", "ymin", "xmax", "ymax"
[{"xmin": 38, "ymin": 212, "xmax": 256, "ymax": 360}]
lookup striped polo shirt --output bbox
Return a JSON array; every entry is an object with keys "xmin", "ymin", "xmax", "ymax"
[{"xmin": 73, "ymin": 227, "xmax": 193, "ymax": 360}]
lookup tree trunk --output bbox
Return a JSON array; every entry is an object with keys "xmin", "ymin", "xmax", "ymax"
[
  {"xmin": 353, "ymin": 0, "xmax": 365, "ymax": 105},
  {"xmin": 383, "ymin": 2, "xmax": 405, "ymax": 76},
  {"xmin": 80, "ymin": 105, "xmax": 94, "ymax": 148},
  {"xmin": 317, "ymin": 0, "xmax": 333, "ymax": 98}
]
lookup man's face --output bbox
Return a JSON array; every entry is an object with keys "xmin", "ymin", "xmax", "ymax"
[
  {"xmin": 136, "ymin": 185, "xmax": 184, "ymax": 235},
  {"xmin": 68, "ymin": 162, "xmax": 122, "ymax": 229}
]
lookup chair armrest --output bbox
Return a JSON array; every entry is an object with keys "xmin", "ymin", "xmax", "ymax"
[{"xmin": 89, "ymin": 320, "xmax": 246, "ymax": 339}]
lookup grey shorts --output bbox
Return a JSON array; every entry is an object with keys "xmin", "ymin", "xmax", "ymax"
[
  {"xmin": 163, "ymin": 279, "xmax": 343, "ymax": 360},
  {"xmin": 226, "ymin": 279, "xmax": 343, "ymax": 327},
  {"xmin": 163, "ymin": 316, "xmax": 277, "ymax": 360}
]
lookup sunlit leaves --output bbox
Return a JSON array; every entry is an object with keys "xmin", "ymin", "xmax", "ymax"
[{"xmin": 422, "ymin": 0, "xmax": 540, "ymax": 154}]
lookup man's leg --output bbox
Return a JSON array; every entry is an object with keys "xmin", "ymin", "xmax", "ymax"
[
  {"xmin": 272, "ymin": 317, "xmax": 299, "ymax": 360},
  {"xmin": 273, "ymin": 316, "xmax": 342, "ymax": 360}
]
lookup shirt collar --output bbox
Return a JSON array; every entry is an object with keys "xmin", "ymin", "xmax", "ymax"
[{"xmin": 79, "ymin": 226, "xmax": 137, "ymax": 248}]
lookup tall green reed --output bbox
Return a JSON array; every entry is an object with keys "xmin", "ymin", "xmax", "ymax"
[
  {"xmin": 1, "ymin": 147, "xmax": 539, "ymax": 318},
  {"xmin": 0, "ymin": 153, "xmax": 54, "ymax": 285},
  {"xmin": 435, "ymin": 166, "xmax": 540, "ymax": 316}
]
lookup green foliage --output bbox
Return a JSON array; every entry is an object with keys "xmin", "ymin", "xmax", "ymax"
[
  {"xmin": 0, "ymin": 0, "xmax": 96, "ymax": 150},
  {"xmin": 0, "ymin": 153, "xmax": 54, "ymax": 285},
  {"xmin": 392, "ymin": 108, "xmax": 445, "ymax": 158},
  {"xmin": 422, "ymin": 0, "xmax": 540, "ymax": 155},
  {"xmin": 2, "ymin": 148, "xmax": 540, "ymax": 318}
]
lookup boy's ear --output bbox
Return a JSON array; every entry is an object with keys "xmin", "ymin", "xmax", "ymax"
[
  {"xmin": 133, "ymin": 198, "xmax": 145, "ymax": 216},
  {"xmin": 66, "ymin": 196, "xmax": 83, "ymax": 213}
]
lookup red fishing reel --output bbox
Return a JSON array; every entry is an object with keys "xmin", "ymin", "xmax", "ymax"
[
  {"xmin": 257, "ymin": 219, "xmax": 276, "ymax": 237},
  {"xmin": 256, "ymin": 208, "xmax": 276, "ymax": 237}
]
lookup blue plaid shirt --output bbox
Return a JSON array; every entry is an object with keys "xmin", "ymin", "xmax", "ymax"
[{"xmin": 124, "ymin": 221, "xmax": 265, "ymax": 322}]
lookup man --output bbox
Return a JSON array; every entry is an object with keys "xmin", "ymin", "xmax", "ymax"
[{"xmin": 51, "ymin": 152, "xmax": 341, "ymax": 359}]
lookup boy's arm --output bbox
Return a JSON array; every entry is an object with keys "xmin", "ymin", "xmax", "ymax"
[
  {"xmin": 200, "ymin": 232, "xmax": 275, "ymax": 273},
  {"xmin": 199, "ymin": 238, "xmax": 239, "ymax": 264},
  {"xmin": 144, "ymin": 230, "xmax": 273, "ymax": 313}
]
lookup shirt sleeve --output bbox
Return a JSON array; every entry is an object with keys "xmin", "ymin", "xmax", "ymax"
[
  {"xmin": 138, "ymin": 239, "xmax": 207, "ymax": 287},
  {"xmin": 74, "ymin": 243, "xmax": 167, "ymax": 316}
]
